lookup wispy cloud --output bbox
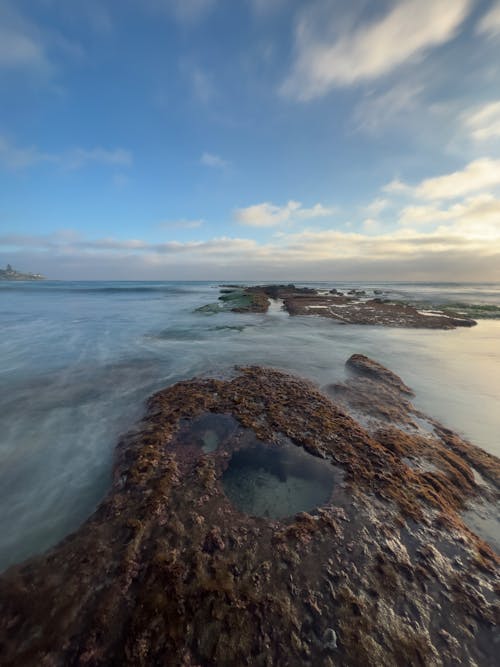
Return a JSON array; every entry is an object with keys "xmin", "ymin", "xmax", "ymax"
[
  {"xmin": 0, "ymin": 136, "xmax": 132, "ymax": 171},
  {"xmin": 0, "ymin": 1, "xmax": 51, "ymax": 74},
  {"xmin": 234, "ymin": 200, "xmax": 335, "ymax": 227},
  {"xmin": 0, "ymin": 0, "xmax": 84, "ymax": 81},
  {"xmin": 0, "ymin": 232, "xmax": 256, "ymax": 257},
  {"xmin": 353, "ymin": 83, "xmax": 423, "ymax": 134},
  {"xmin": 462, "ymin": 100, "xmax": 500, "ymax": 141},
  {"xmin": 477, "ymin": 1, "xmax": 500, "ymax": 38},
  {"xmin": 363, "ymin": 198, "xmax": 390, "ymax": 216},
  {"xmin": 200, "ymin": 152, "xmax": 228, "ymax": 168},
  {"xmin": 64, "ymin": 147, "xmax": 132, "ymax": 170},
  {"xmin": 382, "ymin": 179, "xmax": 412, "ymax": 195},
  {"xmin": 281, "ymin": 0, "xmax": 472, "ymax": 101},
  {"xmin": 0, "ymin": 136, "xmax": 54, "ymax": 169}
]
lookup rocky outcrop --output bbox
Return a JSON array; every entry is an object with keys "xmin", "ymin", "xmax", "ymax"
[
  {"xmin": 201, "ymin": 285, "xmax": 478, "ymax": 328},
  {"xmin": 282, "ymin": 294, "xmax": 476, "ymax": 328},
  {"xmin": 0, "ymin": 361, "xmax": 498, "ymax": 666},
  {"xmin": 346, "ymin": 353, "xmax": 415, "ymax": 395}
]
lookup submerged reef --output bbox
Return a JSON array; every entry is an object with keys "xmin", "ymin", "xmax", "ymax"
[
  {"xmin": 0, "ymin": 359, "xmax": 498, "ymax": 666},
  {"xmin": 197, "ymin": 285, "xmax": 479, "ymax": 328}
]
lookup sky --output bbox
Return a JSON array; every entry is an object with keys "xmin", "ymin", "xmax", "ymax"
[{"xmin": 1, "ymin": 0, "xmax": 500, "ymax": 280}]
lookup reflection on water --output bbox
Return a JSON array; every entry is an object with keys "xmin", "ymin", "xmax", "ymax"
[
  {"xmin": 222, "ymin": 440, "xmax": 338, "ymax": 519},
  {"xmin": 462, "ymin": 504, "xmax": 500, "ymax": 554},
  {"xmin": 175, "ymin": 413, "xmax": 239, "ymax": 453}
]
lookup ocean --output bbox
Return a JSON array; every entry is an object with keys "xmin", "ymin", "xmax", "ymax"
[{"xmin": 1, "ymin": 280, "xmax": 499, "ymax": 571}]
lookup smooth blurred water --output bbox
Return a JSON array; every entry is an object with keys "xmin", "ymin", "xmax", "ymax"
[{"xmin": 1, "ymin": 280, "xmax": 499, "ymax": 570}]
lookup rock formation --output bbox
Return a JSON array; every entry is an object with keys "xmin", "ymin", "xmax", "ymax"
[
  {"xmin": 199, "ymin": 285, "xmax": 479, "ymax": 328},
  {"xmin": 0, "ymin": 359, "xmax": 498, "ymax": 666}
]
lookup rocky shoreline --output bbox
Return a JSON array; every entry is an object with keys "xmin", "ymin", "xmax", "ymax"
[
  {"xmin": 197, "ymin": 285, "xmax": 479, "ymax": 329},
  {"xmin": 0, "ymin": 264, "xmax": 44, "ymax": 281},
  {"xmin": 0, "ymin": 357, "xmax": 498, "ymax": 666}
]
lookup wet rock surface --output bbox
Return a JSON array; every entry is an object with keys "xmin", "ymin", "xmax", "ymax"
[
  {"xmin": 0, "ymin": 361, "xmax": 498, "ymax": 666},
  {"xmin": 196, "ymin": 286, "xmax": 270, "ymax": 314},
  {"xmin": 202, "ymin": 285, "xmax": 478, "ymax": 328},
  {"xmin": 280, "ymin": 291, "xmax": 476, "ymax": 328}
]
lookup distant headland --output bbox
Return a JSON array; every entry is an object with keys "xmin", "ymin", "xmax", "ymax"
[{"xmin": 0, "ymin": 264, "xmax": 45, "ymax": 281}]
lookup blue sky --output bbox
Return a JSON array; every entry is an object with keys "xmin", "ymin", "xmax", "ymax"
[{"xmin": 1, "ymin": 0, "xmax": 500, "ymax": 279}]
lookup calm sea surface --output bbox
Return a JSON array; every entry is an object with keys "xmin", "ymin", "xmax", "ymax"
[{"xmin": 1, "ymin": 280, "xmax": 499, "ymax": 570}]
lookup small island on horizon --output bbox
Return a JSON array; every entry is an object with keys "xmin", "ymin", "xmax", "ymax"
[{"xmin": 0, "ymin": 264, "xmax": 45, "ymax": 281}]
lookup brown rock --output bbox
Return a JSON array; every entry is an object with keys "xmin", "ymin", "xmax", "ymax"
[
  {"xmin": 0, "ymin": 363, "xmax": 498, "ymax": 666},
  {"xmin": 346, "ymin": 353, "xmax": 415, "ymax": 395}
]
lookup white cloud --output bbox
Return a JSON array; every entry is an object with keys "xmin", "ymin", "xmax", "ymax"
[
  {"xmin": 415, "ymin": 158, "xmax": 500, "ymax": 200},
  {"xmin": 399, "ymin": 193, "xmax": 500, "ymax": 231},
  {"xmin": 384, "ymin": 159, "xmax": 500, "ymax": 202},
  {"xmin": 463, "ymin": 100, "xmax": 500, "ymax": 141},
  {"xmin": 382, "ymin": 179, "xmax": 412, "ymax": 195},
  {"xmin": 234, "ymin": 200, "xmax": 335, "ymax": 227},
  {"xmin": 399, "ymin": 203, "xmax": 456, "ymax": 226},
  {"xmin": 200, "ymin": 152, "xmax": 228, "ymax": 168},
  {"xmin": 0, "ymin": 136, "xmax": 133, "ymax": 171},
  {"xmin": 362, "ymin": 218, "xmax": 381, "ymax": 232},
  {"xmin": 281, "ymin": 0, "xmax": 472, "ymax": 100},
  {"xmin": 234, "ymin": 201, "xmax": 300, "ymax": 227},
  {"xmin": 3, "ymin": 218, "xmax": 500, "ymax": 280},
  {"xmin": 477, "ymin": 1, "xmax": 500, "ymax": 38}
]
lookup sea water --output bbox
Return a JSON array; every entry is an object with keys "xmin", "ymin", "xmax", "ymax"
[{"xmin": 0, "ymin": 280, "xmax": 499, "ymax": 570}]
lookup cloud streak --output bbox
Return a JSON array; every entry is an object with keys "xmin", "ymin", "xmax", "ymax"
[
  {"xmin": 0, "ymin": 1, "xmax": 51, "ymax": 74},
  {"xmin": 353, "ymin": 83, "xmax": 423, "ymax": 134},
  {"xmin": 463, "ymin": 101, "xmax": 500, "ymax": 141},
  {"xmin": 281, "ymin": 0, "xmax": 472, "ymax": 100},
  {"xmin": 477, "ymin": 1, "xmax": 500, "ymax": 38},
  {"xmin": 0, "ymin": 136, "xmax": 132, "ymax": 171}
]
